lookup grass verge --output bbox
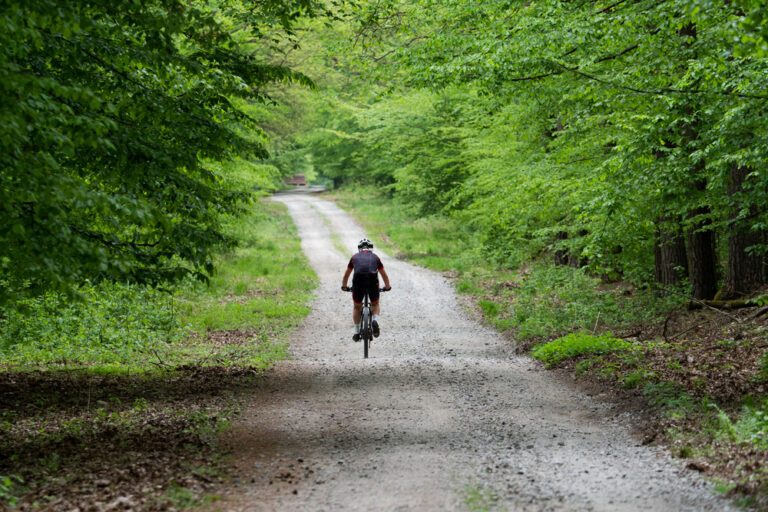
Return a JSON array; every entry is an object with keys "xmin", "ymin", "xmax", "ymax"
[
  {"xmin": 0, "ymin": 199, "xmax": 315, "ymax": 510},
  {"xmin": 327, "ymin": 185, "xmax": 675, "ymax": 343},
  {"xmin": 328, "ymin": 185, "xmax": 768, "ymax": 507}
]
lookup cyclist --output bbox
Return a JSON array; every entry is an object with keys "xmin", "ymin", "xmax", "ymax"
[{"xmin": 341, "ymin": 238, "xmax": 391, "ymax": 341}]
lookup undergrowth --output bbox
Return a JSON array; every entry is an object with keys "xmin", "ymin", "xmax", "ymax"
[
  {"xmin": 0, "ymin": 200, "xmax": 313, "ymax": 371},
  {"xmin": 0, "ymin": 282, "xmax": 181, "ymax": 366}
]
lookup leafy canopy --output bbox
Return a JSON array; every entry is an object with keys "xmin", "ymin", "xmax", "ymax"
[{"xmin": 0, "ymin": 0, "xmax": 334, "ymax": 303}]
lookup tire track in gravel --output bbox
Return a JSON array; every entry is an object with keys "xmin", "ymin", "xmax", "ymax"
[{"xmin": 211, "ymin": 191, "xmax": 735, "ymax": 512}]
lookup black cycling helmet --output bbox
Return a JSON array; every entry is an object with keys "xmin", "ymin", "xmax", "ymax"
[{"xmin": 358, "ymin": 238, "xmax": 373, "ymax": 250}]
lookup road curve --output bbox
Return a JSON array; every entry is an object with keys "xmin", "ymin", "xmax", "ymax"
[{"xmin": 211, "ymin": 191, "xmax": 734, "ymax": 512}]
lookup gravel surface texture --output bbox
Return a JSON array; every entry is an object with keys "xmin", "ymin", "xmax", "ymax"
[{"xmin": 212, "ymin": 191, "xmax": 735, "ymax": 511}]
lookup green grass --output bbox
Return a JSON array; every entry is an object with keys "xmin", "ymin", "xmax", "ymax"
[
  {"xmin": 177, "ymin": 201, "xmax": 315, "ymax": 336},
  {"xmin": 328, "ymin": 185, "xmax": 480, "ymax": 273},
  {"xmin": 329, "ymin": 186, "xmax": 677, "ymax": 340}
]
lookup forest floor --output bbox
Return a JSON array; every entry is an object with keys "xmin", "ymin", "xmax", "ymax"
[
  {"xmin": 0, "ymin": 365, "xmax": 261, "ymax": 510},
  {"xmin": 534, "ymin": 301, "xmax": 768, "ymax": 507}
]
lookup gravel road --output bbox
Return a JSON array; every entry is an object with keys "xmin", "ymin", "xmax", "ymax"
[{"xmin": 213, "ymin": 191, "xmax": 735, "ymax": 511}]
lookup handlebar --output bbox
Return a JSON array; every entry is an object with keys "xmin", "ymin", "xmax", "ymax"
[{"xmin": 341, "ymin": 286, "xmax": 391, "ymax": 292}]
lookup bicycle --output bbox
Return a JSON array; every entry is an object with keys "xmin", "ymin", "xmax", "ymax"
[{"xmin": 343, "ymin": 286, "xmax": 388, "ymax": 359}]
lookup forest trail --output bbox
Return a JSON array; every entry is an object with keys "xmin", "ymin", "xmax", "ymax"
[{"xmin": 211, "ymin": 191, "xmax": 733, "ymax": 512}]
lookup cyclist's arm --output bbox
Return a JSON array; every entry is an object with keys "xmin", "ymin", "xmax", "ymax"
[
  {"xmin": 379, "ymin": 267, "xmax": 391, "ymax": 290},
  {"xmin": 342, "ymin": 266, "xmax": 353, "ymax": 288}
]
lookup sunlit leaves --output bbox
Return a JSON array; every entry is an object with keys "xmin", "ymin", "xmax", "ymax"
[{"xmin": 326, "ymin": 0, "xmax": 768, "ymax": 283}]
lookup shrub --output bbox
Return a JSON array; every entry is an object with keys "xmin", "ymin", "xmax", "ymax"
[
  {"xmin": 759, "ymin": 350, "xmax": 768, "ymax": 382},
  {"xmin": 531, "ymin": 331, "xmax": 631, "ymax": 367}
]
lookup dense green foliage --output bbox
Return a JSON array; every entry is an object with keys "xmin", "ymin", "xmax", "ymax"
[
  {"xmin": 280, "ymin": 0, "xmax": 768, "ymax": 299},
  {"xmin": 1, "ymin": 282, "xmax": 179, "ymax": 365},
  {"xmin": 0, "ymin": 0, "xmax": 333, "ymax": 303}
]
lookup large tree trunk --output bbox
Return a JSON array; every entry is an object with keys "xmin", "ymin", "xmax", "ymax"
[
  {"xmin": 675, "ymin": 22, "xmax": 719, "ymax": 300},
  {"xmin": 686, "ymin": 204, "xmax": 719, "ymax": 300},
  {"xmin": 654, "ymin": 217, "xmax": 688, "ymax": 287},
  {"xmin": 716, "ymin": 165, "xmax": 765, "ymax": 299}
]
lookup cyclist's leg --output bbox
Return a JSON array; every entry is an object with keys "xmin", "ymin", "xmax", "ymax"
[
  {"xmin": 365, "ymin": 275, "xmax": 381, "ymax": 337},
  {"xmin": 362, "ymin": 301, "xmax": 371, "ymax": 358},
  {"xmin": 351, "ymin": 275, "xmax": 366, "ymax": 340},
  {"xmin": 370, "ymin": 298, "xmax": 381, "ymax": 338}
]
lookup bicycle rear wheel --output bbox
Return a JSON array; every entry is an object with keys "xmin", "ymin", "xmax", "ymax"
[{"xmin": 362, "ymin": 307, "xmax": 370, "ymax": 359}]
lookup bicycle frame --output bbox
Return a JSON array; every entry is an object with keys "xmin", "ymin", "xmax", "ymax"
[{"xmin": 344, "ymin": 286, "xmax": 387, "ymax": 359}]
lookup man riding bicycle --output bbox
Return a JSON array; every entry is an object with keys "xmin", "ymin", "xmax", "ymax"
[{"xmin": 341, "ymin": 238, "xmax": 391, "ymax": 341}]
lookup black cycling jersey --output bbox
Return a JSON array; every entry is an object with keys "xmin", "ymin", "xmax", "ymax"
[
  {"xmin": 348, "ymin": 251, "xmax": 383, "ymax": 274},
  {"xmin": 348, "ymin": 250, "xmax": 384, "ymax": 303}
]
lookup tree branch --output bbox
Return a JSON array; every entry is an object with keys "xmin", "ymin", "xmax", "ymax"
[
  {"xmin": 595, "ymin": 44, "xmax": 639, "ymax": 63},
  {"xmin": 568, "ymin": 67, "xmax": 768, "ymax": 100},
  {"xmin": 72, "ymin": 226, "xmax": 162, "ymax": 249}
]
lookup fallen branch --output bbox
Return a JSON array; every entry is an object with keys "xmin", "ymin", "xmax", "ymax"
[
  {"xmin": 618, "ymin": 329, "xmax": 642, "ymax": 339},
  {"xmin": 662, "ymin": 312, "xmax": 674, "ymax": 343},
  {"xmin": 701, "ymin": 299, "xmax": 758, "ymax": 310},
  {"xmin": 670, "ymin": 322, "xmax": 706, "ymax": 341},
  {"xmin": 654, "ymin": 285, "xmax": 743, "ymax": 324},
  {"xmin": 149, "ymin": 348, "xmax": 170, "ymax": 368}
]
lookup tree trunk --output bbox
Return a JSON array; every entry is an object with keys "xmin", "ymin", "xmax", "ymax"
[
  {"xmin": 716, "ymin": 165, "xmax": 765, "ymax": 299},
  {"xmin": 686, "ymin": 204, "xmax": 719, "ymax": 300},
  {"xmin": 654, "ymin": 218, "xmax": 688, "ymax": 287},
  {"xmin": 568, "ymin": 230, "xmax": 588, "ymax": 268},
  {"xmin": 554, "ymin": 231, "xmax": 569, "ymax": 266}
]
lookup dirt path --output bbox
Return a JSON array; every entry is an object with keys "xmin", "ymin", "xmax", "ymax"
[{"xmin": 211, "ymin": 191, "xmax": 734, "ymax": 511}]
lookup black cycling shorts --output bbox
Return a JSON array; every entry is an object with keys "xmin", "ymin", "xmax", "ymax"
[{"xmin": 352, "ymin": 273, "xmax": 380, "ymax": 304}]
